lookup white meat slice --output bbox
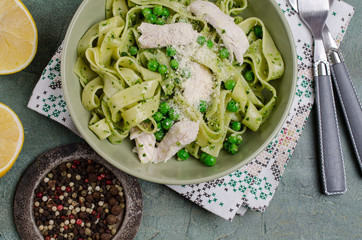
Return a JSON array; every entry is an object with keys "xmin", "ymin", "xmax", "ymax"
[
  {"xmin": 137, "ymin": 23, "xmax": 198, "ymax": 49},
  {"xmin": 183, "ymin": 62, "xmax": 213, "ymax": 106},
  {"xmin": 188, "ymin": 1, "xmax": 249, "ymax": 63},
  {"xmin": 156, "ymin": 120, "xmax": 199, "ymax": 163},
  {"xmin": 130, "ymin": 127, "xmax": 156, "ymax": 164},
  {"xmin": 130, "ymin": 126, "xmax": 142, "ymax": 140}
]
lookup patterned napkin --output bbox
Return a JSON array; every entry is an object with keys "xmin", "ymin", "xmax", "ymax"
[{"xmin": 28, "ymin": 0, "xmax": 354, "ymax": 220}]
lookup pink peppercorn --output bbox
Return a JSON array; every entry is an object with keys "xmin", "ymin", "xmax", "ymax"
[
  {"xmin": 76, "ymin": 219, "xmax": 82, "ymax": 225},
  {"xmin": 36, "ymin": 192, "xmax": 43, "ymax": 198},
  {"xmin": 106, "ymin": 180, "xmax": 112, "ymax": 185},
  {"xmin": 65, "ymin": 187, "xmax": 72, "ymax": 193},
  {"xmin": 54, "ymin": 195, "xmax": 59, "ymax": 199},
  {"xmin": 100, "ymin": 173, "xmax": 106, "ymax": 179},
  {"xmin": 57, "ymin": 205, "xmax": 63, "ymax": 211},
  {"xmin": 97, "ymin": 176, "xmax": 102, "ymax": 181}
]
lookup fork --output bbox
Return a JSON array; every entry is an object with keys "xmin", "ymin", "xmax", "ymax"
[
  {"xmin": 290, "ymin": 0, "xmax": 362, "ymax": 172},
  {"xmin": 297, "ymin": 0, "xmax": 347, "ymax": 195}
]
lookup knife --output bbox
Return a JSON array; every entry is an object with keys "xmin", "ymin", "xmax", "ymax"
[
  {"xmin": 324, "ymin": 28, "xmax": 362, "ymax": 172},
  {"xmin": 289, "ymin": 0, "xmax": 362, "ymax": 171}
]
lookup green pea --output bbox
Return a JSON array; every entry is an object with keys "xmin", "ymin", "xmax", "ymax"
[
  {"xmin": 199, "ymin": 100, "xmax": 207, "ymax": 113},
  {"xmin": 159, "ymin": 102, "xmax": 170, "ymax": 115},
  {"xmin": 158, "ymin": 64, "xmax": 168, "ymax": 75},
  {"xmin": 142, "ymin": 8, "xmax": 152, "ymax": 17},
  {"xmin": 219, "ymin": 48, "xmax": 229, "ymax": 58},
  {"xmin": 152, "ymin": 111, "xmax": 164, "ymax": 122},
  {"xmin": 229, "ymin": 143, "xmax": 238, "ymax": 155},
  {"xmin": 168, "ymin": 108, "xmax": 180, "ymax": 121},
  {"xmin": 129, "ymin": 46, "xmax": 138, "ymax": 56},
  {"xmin": 253, "ymin": 25, "xmax": 263, "ymax": 38},
  {"xmin": 162, "ymin": 118, "xmax": 173, "ymax": 130},
  {"xmin": 177, "ymin": 149, "xmax": 189, "ymax": 161},
  {"xmin": 207, "ymin": 40, "xmax": 213, "ymax": 48},
  {"xmin": 170, "ymin": 59, "xmax": 179, "ymax": 70},
  {"xmin": 200, "ymin": 152, "xmax": 208, "ymax": 161},
  {"xmin": 236, "ymin": 135, "xmax": 243, "ymax": 145},
  {"xmin": 154, "ymin": 130, "xmax": 165, "ymax": 141},
  {"xmin": 223, "ymin": 141, "xmax": 230, "ymax": 151},
  {"xmin": 203, "ymin": 154, "xmax": 216, "ymax": 167},
  {"xmin": 156, "ymin": 18, "xmax": 165, "ymax": 25},
  {"xmin": 146, "ymin": 14, "xmax": 156, "ymax": 23},
  {"xmin": 147, "ymin": 59, "xmax": 159, "ymax": 72},
  {"xmin": 224, "ymin": 79, "xmax": 236, "ymax": 90},
  {"xmin": 230, "ymin": 121, "xmax": 241, "ymax": 131},
  {"xmin": 162, "ymin": 8, "xmax": 170, "ymax": 18},
  {"xmin": 227, "ymin": 135, "xmax": 238, "ymax": 144},
  {"xmin": 120, "ymin": 52, "xmax": 128, "ymax": 57},
  {"xmin": 166, "ymin": 46, "xmax": 176, "ymax": 57},
  {"xmin": 197, "ymin": 36, "xmax": 205, "ymax": 45},
  {"xmin": 157, "ymin": 122, "xmax": 162, "ymax": 130},
  {"xmin": 243, "ymin": 70, "xmax": 254, "ymax": 82},
  {"xmin": 153, "ymin": 6, "xmax": 163, "ymax": 16},
  {"xmin": 227, "ymin": 100, "xmax": 239, "ymax": 112}
]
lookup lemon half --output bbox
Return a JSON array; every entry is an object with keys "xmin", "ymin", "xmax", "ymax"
[
  {"xmin": 0, "ymin": 0, "xmax": 38, "ymax": 75},
  {"xmin": 0, "ymin": 103, "xmax": 24, "ymax": 178}
]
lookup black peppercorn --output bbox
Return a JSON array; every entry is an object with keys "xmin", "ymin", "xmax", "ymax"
[
  {"xmin": 109, "ymin": 187, "xmax": 119, "ymax": 196},
  {"xmin": 101, "ymin": 233, "xmax": 112, "ymax": 240},
  {"xmin": 111, "ymin": 205, "xmax": 123, "ymax": 216},
  {"xmin": 33, "ymin": 158, "xmax": 126, "ymax": 239},
  {"xmin": 108, "ymin": 197, "xmax": 117, "ymax": 206},
  {"xmin": 106, "ymin": 214, "xmax": 117, "ymax": 225}
]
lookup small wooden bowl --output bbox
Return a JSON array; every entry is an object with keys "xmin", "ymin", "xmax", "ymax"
[{"xmin": 14, "ymin": 143, "xmax": 143, "ymax": 240}]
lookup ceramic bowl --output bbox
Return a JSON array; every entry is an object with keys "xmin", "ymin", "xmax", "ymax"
[
  {"xmin": 14, "ymin": 143, "xmax": 143, "ymax": 240},
  {"xmin": 61, "ymin": 0, "xmax": 297, "ymax": 184}
]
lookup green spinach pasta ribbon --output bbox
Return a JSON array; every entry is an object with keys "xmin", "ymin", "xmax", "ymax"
[{"xmin": 73, "ymin": 0, "xmax": 285, "ymax": 159}]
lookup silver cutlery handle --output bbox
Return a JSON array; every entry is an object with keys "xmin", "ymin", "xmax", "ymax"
[
  {"xmin": 329, "ymin": 49, "xmax": 362, "ymax": 171},
  {"xmin": 315, "ymin": 63, "xmax": 347, "ymax": 195}
]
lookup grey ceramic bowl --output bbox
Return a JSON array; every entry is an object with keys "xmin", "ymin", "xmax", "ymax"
[
  {"xmin": 14, "ymin": 143, "xmax": 142, "ymax": 240},
  {"xmin": 61, "ymin": 0, "xmax": 297, "ymax": 185}
]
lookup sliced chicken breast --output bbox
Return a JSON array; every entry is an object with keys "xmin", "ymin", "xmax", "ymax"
[
  {"xmin": 130, "ymin": 127, "xmax": 157, "ymax": 164},
  {"xmin": 183, "ymin": 62, "xmax": 214, "ymax": 106},
  {"xmin": 188, "ymin": 1, "xmax": 249, "ymax": 63},
  {"xmin": 156, "ymin": 120, "xmax": 199, "ymax": 163},
  {"xmin": 137, "ymin": 23, "xmax": 199, "ymax": 49}
]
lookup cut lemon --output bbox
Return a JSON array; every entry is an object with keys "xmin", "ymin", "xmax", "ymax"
[
  {"xmin": 0, "ymin": 103, "xmax": 24, "ymax": 178},
  {"xmin": 0, "ymin": 0, "xmax": 38, "ymax": 75}
]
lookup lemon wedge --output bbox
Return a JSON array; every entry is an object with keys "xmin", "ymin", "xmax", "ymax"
[
  {"xmin": 0, "ymin": 103, "xmax": 24, "ymax": 178},
  {"xmin": 0, "ymin": 0, "xmax": 38, "ymax": 75}
]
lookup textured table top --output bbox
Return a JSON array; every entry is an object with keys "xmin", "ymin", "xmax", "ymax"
[{"xmin": 0, "ymin": 0, "xmax": 361, "ymax": 239}]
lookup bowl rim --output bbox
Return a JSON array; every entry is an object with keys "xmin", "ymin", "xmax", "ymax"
[{"xmin": 61, "ymin": 0, "xmax": 297, "ymax": 185}]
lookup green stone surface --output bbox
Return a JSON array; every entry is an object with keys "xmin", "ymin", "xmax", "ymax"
[{"xmin": 0, "ymin": 0, "xmax": 361, "ymax": 239}]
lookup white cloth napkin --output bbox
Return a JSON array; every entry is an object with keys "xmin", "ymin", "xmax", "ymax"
[{"xmin": 28, "ymin": 0, "xmax": 355, "ymax": 220}]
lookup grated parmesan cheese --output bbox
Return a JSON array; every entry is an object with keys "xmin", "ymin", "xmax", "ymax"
[{"xmin": 138, "ymin": 23, "xmax": 199, "ymax": 49}]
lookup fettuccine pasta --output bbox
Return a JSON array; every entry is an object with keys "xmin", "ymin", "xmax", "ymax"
[{"xmin": 74, "ymin": 0, "xmax": 284, "ymax": 166}]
